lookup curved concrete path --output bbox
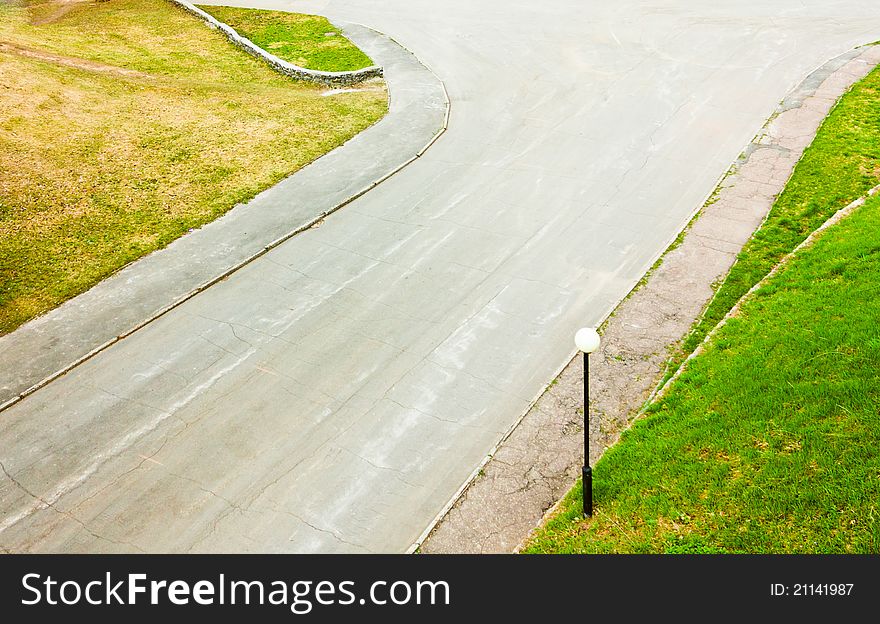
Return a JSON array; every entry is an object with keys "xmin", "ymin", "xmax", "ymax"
[
  {"xmin": 0, "ymin": 22, "xmax": 447, "ymax": 406},
  {"xmin": 2, "ymin": 1, "xmax": 880, "ymax": 553},
  {"xmin": 421, "ymin": 45, "xmax": 880, "ymax": 553}
]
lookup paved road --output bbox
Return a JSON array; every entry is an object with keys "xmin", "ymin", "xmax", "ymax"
[{"xmin": 2, "ymin": 0, "xmax": 879, "ymax": 552}]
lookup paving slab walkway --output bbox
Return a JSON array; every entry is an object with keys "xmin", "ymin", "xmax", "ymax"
[{"xmin": 419, "ymin": 45, "xmax": 880, "ymax": 554}]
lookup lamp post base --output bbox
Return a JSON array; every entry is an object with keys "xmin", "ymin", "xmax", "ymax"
[{"xmin": 582, "ymin": 465, "xmax": 593, "ymax": 518}]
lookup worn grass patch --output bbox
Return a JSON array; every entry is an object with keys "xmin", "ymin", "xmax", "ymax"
[
  {"xmin": 523, "ymin": 193, "xmax": 880, "ymax": 554},
  {"xmin": 0, "ymin": 0, "xmax": 387, "ymax": 333},
  {"xmin": 196, "ymin": 5, "xmax": 373, "ymax": 72}
]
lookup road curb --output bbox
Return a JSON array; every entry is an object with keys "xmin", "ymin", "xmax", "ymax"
[
  {"xmin": 0, "ymin": 23, "xmax": 450, "ymax": 415},
  {"xmin": 414, "ymin": 43, "xmax": 880, "ymax": 555},
  {"xmin": 651, "ymin": 182, "xmax": 880, "ymax": 406}
]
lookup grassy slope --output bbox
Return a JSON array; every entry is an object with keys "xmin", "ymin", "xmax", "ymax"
[
  {"xmin": 196, "ymin": 5, "xmax": 373, "ymax": 72},
  {"xmin": 525, "ymin": 193, "xmax": 880, "ymax": 554},
  {"xmin": 0, "ymin": 0, "xmax": 386, "ymax": 333},
  {"xmin": 674, "ymin": 63, "xmax": 880, "ymax": 369},
  {"xmin": 523, "ymin": 65, "xmax": 880, "ymax": 555}
]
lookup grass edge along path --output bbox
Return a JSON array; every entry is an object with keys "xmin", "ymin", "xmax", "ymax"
[
  {"xmin": 523, "ymin": 189, "xmax": 880, "ymax": 554},
  {"xmin": 664, "ymin": 57, "xmax": 880, "ymax": 382},
  {"xmin": 522, "ymin": 61, "xmax": 880, "ymax": 553},
  {"xmin": 0, "ymin": 0, "xmax": 386, "ymax": 334},
  {"xmin": 195, "ymin": 5, "xmax": 374, "ymax": 72}
]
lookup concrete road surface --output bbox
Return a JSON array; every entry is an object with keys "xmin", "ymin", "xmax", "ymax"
[{"xmin": 2, "ymin": 0, "xmax": 879, "ymax": 552}]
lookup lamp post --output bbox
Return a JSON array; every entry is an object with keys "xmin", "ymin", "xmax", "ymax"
[{"xmin": 575, "ymin": 327, "xmax": 600, "ymax": 518}]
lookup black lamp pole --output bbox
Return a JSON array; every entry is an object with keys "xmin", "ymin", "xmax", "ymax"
[
  {"xmin": 582, "ymin": 350, "xmax": 593, "ymax": 518},
  {"xmin": 575, "ymin": 326, "xmax": 599, "ymax": 519}
]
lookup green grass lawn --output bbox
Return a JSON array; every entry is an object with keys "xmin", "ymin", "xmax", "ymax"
[
  {"xmin": 196, "ymin": 5, "xmax": 374, "ymax": 72},
  {"xmin": 523, "ymin": 62, "xmax": 880, "ymax": 555},
  {"xmin": 525, "ymin": 193, "xmax": 880, "ymax": 554},
  {"xmin": 671, "ymin": 61, "xmax": 880, "ymax": 376},
  {"xmin": 0, "ymin": 0, "xmax": 386, "ymax": 334}
]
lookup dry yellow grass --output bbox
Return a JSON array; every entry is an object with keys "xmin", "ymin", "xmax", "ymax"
[{"xmin": 0, "ymin": 0, "xmax": 387, "ymax": 333}]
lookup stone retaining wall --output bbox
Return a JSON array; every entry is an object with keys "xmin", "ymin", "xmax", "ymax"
[{"xmin": 169, "ymin": 0, "xmax": 383, "ymax": 86}]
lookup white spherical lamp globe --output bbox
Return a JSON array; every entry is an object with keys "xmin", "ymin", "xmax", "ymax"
[{"xmin": 575, "ymin": 327, "xmax": 601, "ymax": 353}]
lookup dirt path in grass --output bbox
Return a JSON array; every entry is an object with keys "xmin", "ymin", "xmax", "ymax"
[
  {"xmin": 0, "ymin": 40, "xmax": 154, "ymax": 78},
  {"xmin": 30, "ymin": 0, "xmax": 90, "ymax": 26}
]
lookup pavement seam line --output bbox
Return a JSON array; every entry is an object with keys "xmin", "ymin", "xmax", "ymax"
[
  {"xmin": 513, "ymin": 185, "xmax": 880, "ymax": 553},
  {"xmin": 0, "ymin": 30, "xmax": 450, "ymax": 417},
  {"xmin": 650, "ymin": 183, "xmax": 880, "ymax": 405},
  {"xmin": 412, "ymin": 43, "xmax": 879, "ymax": 555},
  {"xmin": 509, "ymin": 49, "xmax": 880, "ymax": 554},
  {"xmin": 649, "ymin": 54, "xmax": 867, "ymax": 390}
]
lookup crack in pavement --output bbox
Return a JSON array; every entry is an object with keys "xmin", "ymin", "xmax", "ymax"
[
  {"xmin": 0, "ymin": 460, "xmax": 146, "ymax": 552},
  {"xmin": 418, "ymin": 44, "xmax": 880, "ymax": 554}
]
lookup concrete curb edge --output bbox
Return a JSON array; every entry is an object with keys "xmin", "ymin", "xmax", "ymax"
[
  {"xmin": 0, "ymin": 27, "xmax": 450, "ymax": 416},
  {"xmin": 510, "ymin": 45, "xmax": 880, "ymax": 555},
  {"xmin": 650, "ymin": 182, "xmax": 880, "ymax": 406},
  {"xmin": 409, "ymin": 43, "xmax": 878, "ymax": 555}
]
